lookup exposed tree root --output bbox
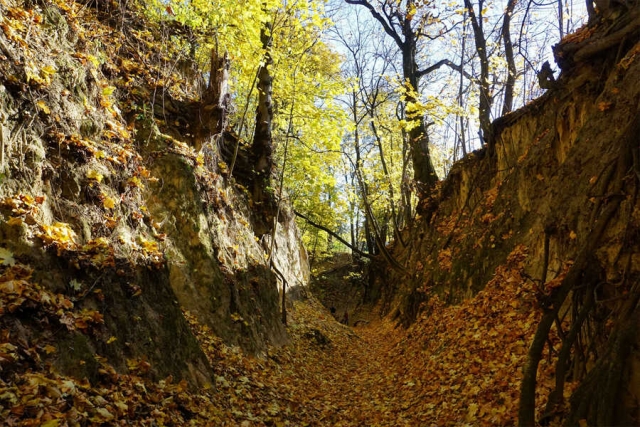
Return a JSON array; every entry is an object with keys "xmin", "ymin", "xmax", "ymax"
[{"xmin": 518, "ymin": 109, "xmax": 640, "ymax": 426}]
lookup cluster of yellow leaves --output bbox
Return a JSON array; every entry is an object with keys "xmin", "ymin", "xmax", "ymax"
[
  {"xmin": 1, "ymin": 194, "xmax": 43, "ymax": 227},
  {"xmin": 1, "ymin": 195, "xmax": 82, "ymax": 255},
  {"xmin": 47, "ymin": 131, "xmax": 138, "ymax": 167},
  {"xmin": 0, "ymin": 5, "xmax": 42, "ymax": 49},
  {"xmin": 135, "ymin": 236, "xmax": 163, "ymax": 267},
  {"xmin": 396, "ymin": 80, "xmax": 465, "ymax": 131},
  {"xmin": 37, "ymin": 222, "xmax": 78, "ymax": 252},
  {"xmin": 1, "ymin": 191, "xmax": 162, "ymax": 269}
]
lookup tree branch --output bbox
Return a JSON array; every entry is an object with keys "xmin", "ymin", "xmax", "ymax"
[
  {"xmin": 294, "ymin": 210, "xmax": 375, "ymax": 260},
  {"xmin": 417, "ymin": 59, "xmax": 473, "ymax": 80},
  {"xmin": 345, "ymin": 0, "xmax": 405, "ymax": 48}
]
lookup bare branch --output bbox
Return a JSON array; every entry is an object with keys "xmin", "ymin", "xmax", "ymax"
[
  {"xmin": 344, "ymin": 0, "xmax": 405, "ymax": 48},
  {"xmin": 294, "ymin": 210, "xmax": 375, "ymax": 260},
  {"xmin": 417, "ymin": 59, "xmax": 473, "ymax": 80}
]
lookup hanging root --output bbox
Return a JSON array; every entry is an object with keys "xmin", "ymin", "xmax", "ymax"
[
  {"xmin": 564, "ymin": 278, "xmax": 640, "ymax": 426},
  {"xmin": 518, "ymin": 110, "xmax": 640, "ymax": 427}
]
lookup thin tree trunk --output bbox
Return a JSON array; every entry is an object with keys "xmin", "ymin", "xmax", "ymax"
[
  {"xmin": 351, "ymin": 90, "xmax": 362, "ymax": 257},
  {"xmin": 502, "ymin": 0, "xmax": 517, "ymax": 115},
  {"xmin": 558, "ymin": 0, "xmax": 564, "ymax": 39},
  {"xmin": 251, "ymin": 23, "xmax": 274, "ymax": 202},
  {"xmin": 458, "ymin": 15, "xmax": 468, "ymax": 158},
  {"xmin": 464, "ymin": 0, "xmax": 493, "ymax": 144},
  {"xmin": 370, "ymin": 118, "xmax": 402, "ymax": 243},
  {"xmin": 397, "ymin": 103, "xmax": 413, "ymax": 226}
]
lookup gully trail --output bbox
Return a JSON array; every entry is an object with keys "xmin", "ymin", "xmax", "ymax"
[{"xmin": 1, "ymin": 248, "xmax": 556, "ymax": 426}]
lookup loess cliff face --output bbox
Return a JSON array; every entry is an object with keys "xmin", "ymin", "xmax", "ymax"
[
  {"xmin": 0, "ymin": 0, "xmax": 308, "ymax": 387},
  {"xmin": 384, "ymin": 13, "xmax": 640, "ymax": 425}
]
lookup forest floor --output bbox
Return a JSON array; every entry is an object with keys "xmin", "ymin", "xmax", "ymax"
[
  {"xmin": 1, "ymin": 247, "xmax": 568, "ymax": 426},
  {"xmin": 184, "ymin": 266, "xmax": 564, "ymax": 427}
]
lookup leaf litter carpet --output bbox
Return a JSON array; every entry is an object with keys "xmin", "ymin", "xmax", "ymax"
[{"xmin": 1, "ymin": 247, "xmax": 565, "ymax": 425}]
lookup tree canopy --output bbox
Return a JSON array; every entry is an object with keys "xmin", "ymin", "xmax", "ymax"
[{"xmin": 142, "ymin": 0, "xmax": 588, "ymax": 259}]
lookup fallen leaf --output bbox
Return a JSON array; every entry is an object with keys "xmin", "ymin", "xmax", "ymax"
[
  {"xmin": 0, "ymin": 247, "xmax": 16, "ymax": 266},
  {"xmin": 87, "ymin": 170, "xmax": 104, "ymax": 183},
  {"xmin": 36, "ymin": 100, "xmax": 50, "ymax": 114}
]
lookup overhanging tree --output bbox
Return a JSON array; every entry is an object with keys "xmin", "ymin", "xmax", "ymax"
[
  {"xmin": 345, "ymin": 0, "xmax": 449, "ymax": 195},
  {"xmin": 343, "ymin": 0, "xmax": 481, "ymax": 197}
]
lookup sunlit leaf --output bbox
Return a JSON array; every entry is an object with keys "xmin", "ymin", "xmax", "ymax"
[
  {"xmin": 87, "ymin": 169, "xmax": 104, "ymax": 182},
  {"xmin": 0, "ymin": 247, "xmax": 15, "ymax": 266},
  {"xmin": 36, "ymin": 100, "xmax": 50, "ymax": 114}
]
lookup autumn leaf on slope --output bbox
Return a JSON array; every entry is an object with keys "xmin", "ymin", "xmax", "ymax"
[
  {"xmin": 87, "ymin": 169, "xmax": 103, "ymax": 183},
  {"xmin": 598, "ymin": 101, "xmax": 612, "ymax": 111},
  {"xmin": 103, "ymin": 197, "xmax": 116, "ymax": 209},
  {"xmin": 128, "ymin": 176, "xmax": 144, "ymax": 189},
  {"xmin": 69, "ymin": 279, "xmax": 83, "ymax": 291},
  {"xmin": 41, "ymin": 65, "xmax": 56, "ymax": 78},
  {"xmin": 100, "ymin": 191, "xmax": 116, "ymax": 209},
  {"xmin": 0, "ymin": 247, "xmax": 16, "ymax": 266},
  {"xmin": 102, "ymin": 86, "xmax": 116, "ymax": 96},
  {"xmin": 137, "ymin": 236, "xmax": 158, "ymax": 253},
  {"xmin": 36, "ymin": 100, "xmax": 50, "ymax": 114},
  {"xmin": 7, "ymin": 217, "xmax": 23, "ymax": 226},
  {"xmin": 38, "ymin": 222, "xmax": 78, "ymax": 248}
]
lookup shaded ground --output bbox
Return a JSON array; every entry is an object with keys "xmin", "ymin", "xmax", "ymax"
[
  {"xmin": 201, "ymin": 245, "xmax": 564, "ymax": 426},
  {"xmin": 309, "ymin": 253, "xmax": 371, "ymax": 326},
  {"xmin": 1, "ymin": 246, "xmax": 566, "ymax": 426}
]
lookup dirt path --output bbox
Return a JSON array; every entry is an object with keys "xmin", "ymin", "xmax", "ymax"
[
  {"xmin": 241, "ymin": 257, "xmax": 552, "ymax": 427},
  {"xmin": 265, "ymin": 299, "xmax": 426, "ymax": 426}
]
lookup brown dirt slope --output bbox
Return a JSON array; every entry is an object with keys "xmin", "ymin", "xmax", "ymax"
[{"xmin": 383, "ymin": 12, "xmax": 640, "ymax": 426}]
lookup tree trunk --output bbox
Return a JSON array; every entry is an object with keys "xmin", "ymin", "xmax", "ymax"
[
  {"xmin": 244, "ymin": 22, "xmax": 280, "ymax": 234},
  {"xmin": 402, "ymin": 40, "xmax": 438, "ymax": 191},
  {"xmin": 197, "ymin": 49, "xmax": 230, "ymax": 150},
  {"xmin": 502, "ymin": 0, "xmax": 517, "ymax": 115},
  {"xmin": 346, "ymin": 0, "xmax": 439, "ymax": 194},
  {"xmin": 464, "ymin": 0, "xmax": 493, "ymax": 144},
  {"xmin": 251, "ymin": 23, "xmax": 274, "ymax": 203}
]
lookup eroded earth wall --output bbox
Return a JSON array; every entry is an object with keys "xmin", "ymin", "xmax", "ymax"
[
  {"xmin": 0, "ymin": 0, "xmax": 308, "ymax": 386},
  {"xmin": 385, "ymin": 17, "xmax": 640, "ymax": 425}
]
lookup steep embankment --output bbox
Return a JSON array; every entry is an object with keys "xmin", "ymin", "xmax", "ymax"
[
  {"xmin": 383, "ymin": 13, "xmax": 640, "ymax": 426},
  {"xmin": 0, "ymin": 0, "xmax": 306, "ymax": 409}
]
